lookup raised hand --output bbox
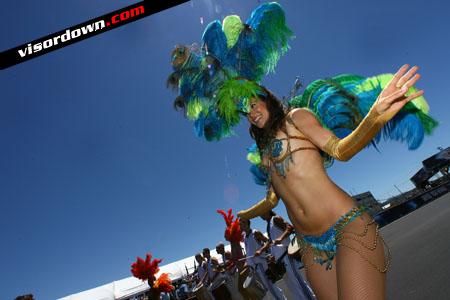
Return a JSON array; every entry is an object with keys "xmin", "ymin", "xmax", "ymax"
[{"xmin": 375, "ymin": 64, "xmax": 424, "ymax": 118}]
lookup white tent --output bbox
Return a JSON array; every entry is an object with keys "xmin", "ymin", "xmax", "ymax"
[{"xmin": 59, "ymin": 245, "xmax": 235, "ymax": 300}]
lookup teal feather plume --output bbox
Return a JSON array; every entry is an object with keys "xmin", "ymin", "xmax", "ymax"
[{"xmin": 288, "ymin": 73, "xmax": 438, "ymax": 166}]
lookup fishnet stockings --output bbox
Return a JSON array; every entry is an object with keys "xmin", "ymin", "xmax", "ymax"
[
  {"xmin": 302, "ymin": 250, "xmax": 338, "ymax": 300},
  {"xmin": 336, "ymin": 212, "xmax": 389, "ymax": 299},
  {"xmin": 299, "ymin": 212, "xmax": 390, "ymax": 300}
]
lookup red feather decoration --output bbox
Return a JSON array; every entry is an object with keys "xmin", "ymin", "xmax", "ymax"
[
  {"xmin": 153, "ymin": 273, "xmax": 174, "ymax": 293},
  {"xmin": 130, "ymin": 253, "xmax": 162, "ymax": 283},
  {"xmin": 217, "ymin": 208, "xmax": 233, "ymax": 227},
  {"xmin": 217, "ymin": 208, "xmax": 243, "ymax": 243}
]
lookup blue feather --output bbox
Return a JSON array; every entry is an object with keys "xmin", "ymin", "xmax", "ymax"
[
  {"xmin": 202, "ymin": 21, "xmax": 228, "ymax": 62},
  {"xmin": 383, "ymin": 112, "xmax": 424, "ymax": 150},
  {"xmin": 250, "ymin": 165, "xmax": 268, "ymax": 186}
]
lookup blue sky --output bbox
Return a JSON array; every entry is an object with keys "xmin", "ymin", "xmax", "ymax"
[{"xmin": 1, "ymin": 0, "xmax": 449, "ymax": 299}]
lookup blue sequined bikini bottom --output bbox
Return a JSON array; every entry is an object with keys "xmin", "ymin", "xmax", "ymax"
[{"xmin": 295, "ymin": 205, "xmax": 366, "ymax": 270}]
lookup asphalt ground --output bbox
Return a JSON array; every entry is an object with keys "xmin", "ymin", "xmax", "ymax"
[{"xmin": 382, "ymin": 193, "xmax": 450, "ymax": 299}]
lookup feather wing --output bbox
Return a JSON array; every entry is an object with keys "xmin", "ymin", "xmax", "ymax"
[{"xmin": 289, "ymin": 73, "xmax": 438, "ymax": 164}]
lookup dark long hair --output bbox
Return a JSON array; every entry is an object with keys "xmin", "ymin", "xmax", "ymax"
[{"xmin": 249, "ymin": 87, "xmax": 287, "ymax": 151}]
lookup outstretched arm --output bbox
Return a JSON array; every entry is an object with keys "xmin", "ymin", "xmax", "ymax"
[
  {"xmin": 290, "ymin": 64, "xmax": 424, "ymax": 161},
  {"xmin": 237, "ymin": 188, "xmax": 279, "ymax": 220},
  {"xmin": 272, "ymin": 216, "xmax": 294, "ymax": 244}
]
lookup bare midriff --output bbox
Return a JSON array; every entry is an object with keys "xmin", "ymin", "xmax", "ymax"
[{"xmin": 263, "ymin": 121, "xmax": 356, "ymax": 236}]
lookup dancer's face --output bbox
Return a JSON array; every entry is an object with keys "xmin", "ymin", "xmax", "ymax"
[{"xmin": 247, "ymin": 98, "xmax": 269, "ymax": 128}]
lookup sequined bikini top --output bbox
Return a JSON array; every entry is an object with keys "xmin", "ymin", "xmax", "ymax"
[{"xmin": 261, "ymin": 115, "xmax": 318, "ymax": 180}]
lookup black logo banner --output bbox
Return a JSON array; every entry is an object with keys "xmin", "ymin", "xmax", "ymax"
[{"xmin": 1, "ymin": 0, "xmax": 189, "ymax": 70}]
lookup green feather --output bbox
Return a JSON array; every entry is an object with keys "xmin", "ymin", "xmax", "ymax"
[
  {"xmin": 300, "ymin": 79, "xmax": 327, "ymax": 109},
  {"xmin": 186, "ymin": 98, "xmax": 204, "ymax": 120},
  {"xmin": 246, "ymin": 2, "xmax": 294, "ymax": 78},
  {"xmin": 360, "ymin": 74, "xmax": 430, "ymax": 113},
  {"xmin": 222, "ymin": 15, "xmax": 243, "ymax": 49},
  {"xmin": 416, "ymin": 111, "xmax": 439, "ymax": 134},
  {"xmin": 247, "ymin": 152, "xmax": 261, "ymax": 165},
  {"xmin": 216, "ymin": 79, "xmax": 263, "ymax": 126},
  {"xmin": 258, "ymin": 15, "xmax": 294, "ymax": 74}
]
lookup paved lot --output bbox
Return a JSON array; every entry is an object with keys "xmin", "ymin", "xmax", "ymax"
[{"xmin": 382, "ymin": 193, "xmax": 450, "ymax": 299}]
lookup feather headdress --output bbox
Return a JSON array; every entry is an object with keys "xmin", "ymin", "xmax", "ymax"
[
  {"xmin": 217, "ymin": 208, "xmax": 243, "ymax": 243},
  {"xmin": 130, "ymin": 252, "xmax": 174, "ymax": 293},
  {"xmin": 168, "ymin": 2, "xmax": 293, "ymax": 141}
]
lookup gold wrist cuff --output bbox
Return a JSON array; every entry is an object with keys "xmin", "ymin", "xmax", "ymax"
[{"xmin": 238, "ymin": 190, "xmax": 279, "ymax": 220}]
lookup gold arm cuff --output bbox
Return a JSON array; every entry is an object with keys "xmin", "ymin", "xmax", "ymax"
[
  {"xmin": 322, "ymin": 107, "xmax": 385, "ymax": 161},
  {"xmin": 237, "ymin": 190, "xmax": 279, "ymax": 220},
  {"xmin": 323, "ymin": 135, "xmax": 341, "ymax": 160}
]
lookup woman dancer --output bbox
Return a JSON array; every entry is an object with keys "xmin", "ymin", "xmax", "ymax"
[
  {"xmin": 167, "ymin": 3, "xmax": 437, "ymax": 299},
  {"xmin": 237, "ymin": 64, "xmax": 422, "ymax": 299}
]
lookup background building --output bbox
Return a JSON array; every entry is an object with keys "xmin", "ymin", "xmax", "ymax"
[
  {"xmin": 411, "ymin": 147, "xmax": 450, "ymax": 188},
  {"xmin": 353, "ymin": 191, "xmax": 382, "ymax": 215}
]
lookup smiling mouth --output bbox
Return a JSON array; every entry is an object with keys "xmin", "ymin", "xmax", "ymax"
[{"xmin": 253, "ymin": 115, "xmax": 262, "ymax": 123}]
